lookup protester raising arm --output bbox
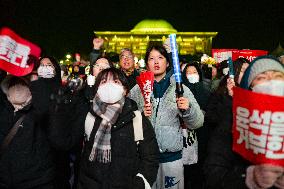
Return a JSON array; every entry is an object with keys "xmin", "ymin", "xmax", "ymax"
[{"xmin": 89, "ymin": 38, "xmax": 104, "ymax": 66}]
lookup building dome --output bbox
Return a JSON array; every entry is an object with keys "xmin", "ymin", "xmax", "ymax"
[{"xmin": 131, "ymin": 19, "xmax": 177, "ymax": 33}]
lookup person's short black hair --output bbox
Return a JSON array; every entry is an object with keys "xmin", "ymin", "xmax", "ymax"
[
  {"xmin": 93, "ymin": 67, "xmax": 130, "ymax": 94},
  {"xmin": 145, "ymin": 45, "xmax": 171, "ymax": 72},
  {"xmin": 233, "ymin": 58, "xmax": 250, "ymax": 86},
  {"xmin": 95, "ymin": 56, "xmax": 114, "ymax": 68},
  {"xmin": 145, "ymin": 45, "xmax": 170, "ymax": 65},
  {"xmin": 8, "ymin": 76, "xmax": 29, "ymax": 89}
]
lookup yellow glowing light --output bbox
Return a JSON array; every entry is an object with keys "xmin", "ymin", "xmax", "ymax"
[{"xmin": 66, "ymin": 54, "xmax": 72, "ymax": 59}]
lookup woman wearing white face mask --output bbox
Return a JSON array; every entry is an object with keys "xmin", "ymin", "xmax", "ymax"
[
  {"xmin": 240, "ymin": 56, "xmax": 284, "ymax": 97},
  {"xmin": 240, "ymin": 56, "xmax": 284, "ymax": 189},
  {"xmin": 204, "ymin": 56, "xmax": 284, "ymax": 189},
  {"xmin": 49, "ymin": 68, "xmax": 159, "ymax": 189},
  {"xmin": 38, "ymin": 56, "xmax": 62, "ymax": 92},
  {"xmin": 181, "ymin": 61, "xmax": 211, "ymax": 189},
  {"xmin": 38, "ymin": 56, "xmax": 72, "ymax": 189},
  {"xmin": 181, "ymin": 61, "xmax": 211, "ymax": 111}
]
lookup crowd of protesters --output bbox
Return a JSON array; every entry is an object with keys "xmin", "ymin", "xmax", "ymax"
[{"xmin": 0, "ymin": 35, "xmax": 284, "ymax": 189}]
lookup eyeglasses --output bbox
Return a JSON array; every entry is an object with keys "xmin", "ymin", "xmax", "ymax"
[
  {"xmin": 120, "ymin": 55, "xmax": 133, "ymax": 60},
  {"xmin": 94, "ymin": 64, "xmax": 110, "ymax": 70}
]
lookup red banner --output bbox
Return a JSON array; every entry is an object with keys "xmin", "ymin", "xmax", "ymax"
[
  {"xmin": 234, "ymin": 50, "xmax": 268, "ymax": 62},
  {"xmin": 232, "ymin": 87, "xmax": 284, "ymax": 166},
  {"xmin": 212, "ymin": 49, "xmax": 268, "ymax": 63},
  {"xmin": 0, "ymin": 27, "xmax": 41, "ymax": 76},
  {"xmin": 212, "ymin": 49, "xmax": 238, "ymax": 63}
]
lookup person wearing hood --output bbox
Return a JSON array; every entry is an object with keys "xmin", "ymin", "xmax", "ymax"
[
  {"xmin": 204, "ymin": 56, "xmax": 284, "ymax": 189},
  {"xmin": 129, "ymin": 45, "xmax": 204, "ymax": 189},
  {"xmin": 38, "ymin": 56, "xmax": 62, "ymax": 88},
  {"xmin": 182, "ymin": 61, "xmax": 210, "ymax": 111},
  {"xmin": 0, "ymin": 75, "xmax": 57, "ymax": 189},
  {"xmin": 181, "ymin": 61, "xmax": 211, "ymax": 189},
  {"xmin": 37, "ymin": 56, "xmax": 75, "ymax": 189}
]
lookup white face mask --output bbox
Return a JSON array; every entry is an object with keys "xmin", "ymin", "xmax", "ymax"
[
  {"xmin": 97, "ymin": 82, "xmax": 125, "ymax": 103},
  {"xmin": 187, "ymin": 74, "xmax": 199, "ymax": 84},
  {"xmin": 252, "ymin": 80, "xmax": 284, "ymax": 97},
  {"xmin": 37, "ymin": 65, "xmax": 55, "ymax": 78}
]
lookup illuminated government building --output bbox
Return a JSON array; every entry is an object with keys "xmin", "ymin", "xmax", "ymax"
[{"xmin": 95, "ymin": 19, "xmax": 218, "ymax": 58}]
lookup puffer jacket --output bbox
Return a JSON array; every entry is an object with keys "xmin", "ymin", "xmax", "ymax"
[{"xmin": 129, "ymin": 75, "xmax": 204, "ymax": 153}]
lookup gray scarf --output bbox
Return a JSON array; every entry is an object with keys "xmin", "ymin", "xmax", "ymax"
[{"xmin": 88, "ymin": 96, "xmax": 124, "ymax": 163}]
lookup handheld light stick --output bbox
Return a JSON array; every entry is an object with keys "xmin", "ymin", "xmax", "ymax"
[
  {"xmin": 228, "ymin": 57, "xmax": 234, "ymax": 79},
  {"xmin": 169, "ymin": 34, "xmax": 184, "ymax": 97}
]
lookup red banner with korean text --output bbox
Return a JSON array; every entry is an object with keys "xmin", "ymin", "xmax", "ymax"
[
  {"xmin": 232, "ymin": 50, "xmax": 268, "ymax": 62},
  {"xmin": 232, "ymin": 87, "xmax": 284, "ymax": 166},
  {"xmin": 212, "ymin": 49, "xmax": 268, "ymax": 63},
  {"xmin": 0, "ymin": 27, "xmax": 41, "ymax": 76},
  {"xmin": 212, "ymin": 49, "xmax": 238, "ymax": 63}
]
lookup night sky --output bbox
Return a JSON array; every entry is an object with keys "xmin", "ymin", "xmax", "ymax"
[{"xmin": 0, "ymin": 0, "xmax": 283, "ymax": 59}]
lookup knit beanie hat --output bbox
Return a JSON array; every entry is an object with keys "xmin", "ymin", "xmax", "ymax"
[{"xmin": 240, "ymin": 56, "xmax": 284, "ymax": 89}]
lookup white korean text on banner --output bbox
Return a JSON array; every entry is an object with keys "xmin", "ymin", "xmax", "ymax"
[{"xmin": 0, "ymin": 27, "xmax": 41, "ymax": 76}]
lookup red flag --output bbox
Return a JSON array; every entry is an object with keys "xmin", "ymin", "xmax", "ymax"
[
  {"xmin": 0, "ymin": 27, "xmax": 41, "ymax": 76},
  {"xmin": 136, "ymin": 71, "xmax": 154, "ymax": 105},
  {"xmin": 232, "ymin": 87, "xmax": 284, "ymax": 166}
]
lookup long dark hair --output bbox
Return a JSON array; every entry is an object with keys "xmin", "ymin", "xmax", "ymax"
[
  {"xmin": 215, "ymin": 58, "xmax": 250, "ymax": 95},
  {"xmin": 233, "ymin": 58, "xmax": 250, "ymax": 86},
  {"xmin": 93, "ymin": 67, "xmax": 130, "ymax": 95}
]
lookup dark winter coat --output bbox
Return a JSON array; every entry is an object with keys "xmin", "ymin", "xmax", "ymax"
[
  {"xmin": 49, "ymin": 97, "xmax": 159, "ymax": 189},
  {"xmin": 203, "ymin": 95, "xmax": 252, "ymax": 189},
  {"xmin": 0, "ymin": 80, "xmax": 55, "ymax": 189},
  {"xmin": 122, "ymin": 69, "xmax": 140, "ymax": 90},
  {"xmin": 40, "ymin": 77, "xmax": 72, "ymax": 189}
]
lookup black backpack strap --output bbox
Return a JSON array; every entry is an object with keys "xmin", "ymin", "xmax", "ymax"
[{"xmin": 1, "ymin": 114, "xmax": 26, "ymax": 152}]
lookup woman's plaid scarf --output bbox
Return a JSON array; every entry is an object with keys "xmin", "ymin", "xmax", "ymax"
[{"xmin": 88, "ymin": 96, "xmax": 124, "ymax": 163}]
